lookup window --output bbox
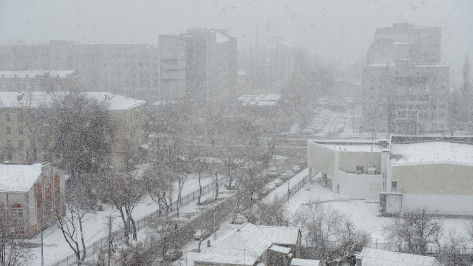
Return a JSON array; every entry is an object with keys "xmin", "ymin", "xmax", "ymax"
[
  {"xmin": 17, "ymin": 114, "xmax": 23, "ymax": 122},
  {"xmin": 18, "ymin": 127, "xmax": 23, "ymax": 135},
  {"xmin": 6, "ymin": 140, "xmax": 11, "ymax": 148},
  {"xmin": 10, "ymin": 203, "xmax": 24, "ymax": 227},
  {"xmin": 6, "ymin": 127, "xmax": 11, "ymax": 135},
  {"xmin": 6, "ymin": 113, "xmax": 10, "ymax": 122},
  {"xmin": 391, "ymin": 181, "xmax": 398, "ymax": 192},
  {"xmin": 19, "ymin": 140, "xmax": 24, "ymax": 149}
]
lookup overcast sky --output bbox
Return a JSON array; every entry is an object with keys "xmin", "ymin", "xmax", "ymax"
[{"xmin": 0, "ymin": 0, "xmax": 472, "ymax": 83}]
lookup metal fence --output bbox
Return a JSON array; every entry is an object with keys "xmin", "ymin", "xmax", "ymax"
[
  {"xmin": 277, "ymin": 174, "xmax": 310, "ymax": 202},
  {"xmin": 49, "ymin": 178, "xmax": 220, "ymax": 266}
]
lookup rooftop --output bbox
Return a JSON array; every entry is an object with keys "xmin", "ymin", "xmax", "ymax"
[
  {"xmin": 291, "ymin": 258, "xmax": 322, "ymax": 266},
  {"xmin": 0, "ymin": 163, "xmax": 45, "ymax": 192},
  {"xmin": 0, "ymin": 91, "xmax": 145, "ymax": 110},
  {"xmin": 0, "ymin": 70, "xmax": 77, "ymax": 79},
  {"xmin": 238, "ymin": 94, "xmax": 281, "ymax": 107},
  {"xmin": 356, "ymin": 248, "xmax": 440, "ymax": 266},
  {"xmin": 311, "ymin": 140, "xmax": 384, "ymax": 152},
  {"xmin": 390, "ymin": 141, "xmax": 473, "ymax": 166}
]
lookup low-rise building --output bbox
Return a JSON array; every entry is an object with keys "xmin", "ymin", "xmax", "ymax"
[
  {"xmin": 0, "ymin": 70, "xmax": 81, "ymax": 92},
  {"xmin": 0, "ymin": 91, "xmax": 145, "ymax": 169},
  {"xmin": 0, "ymin": 163, "xmax": 65, "ymax": 236},
  {"xmin": 308, "ymin": 139, "xmax": 389, "ymax": 200},
  {"xmin": 193, "ymin": 223, "xmax": 301, "ymax": 266},
  {"xmin": 356, "ymin": 247, "xmax": 441, "ymax": 266}
]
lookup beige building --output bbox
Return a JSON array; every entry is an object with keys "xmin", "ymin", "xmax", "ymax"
[
  {"xmin": 308, "ymin": 139, "xmax": 388, "ymax": 200},
  {"xmin": 0, "ymin": 91, "xmax": 145, "ymax": 169},
  {"xmin": 362, "ymin": 23, "xmax": 449, "ymax": 134},
  {"xmin": 0, "ymin": 41, "xmax": 159, "ymax": 99},
  {"xmin": 381, "ymin": 136, "xmax": 473, "ymax": 216},
  {"xmin": 0, "ymin": 163, "xmax": 65, "ymax": 236},
  {"xmin": 159, "ymin": 28, "xmax": 237, "ymax": 110}
]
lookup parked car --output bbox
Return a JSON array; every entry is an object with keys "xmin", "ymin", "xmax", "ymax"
[
  {"xmin": 194, "ymin": 229, "xmax": 211, "ymax": 241},
  {"xmin": 232, "ymin": 214, "xmax": 248, "ymax": 224},
  {"xmin": 164, "ymin": 248, "xmax": 182, "ymax": 261},
  {"xmin": 273, "ymin": 178, "xmax": 284, "ymax": 187}
]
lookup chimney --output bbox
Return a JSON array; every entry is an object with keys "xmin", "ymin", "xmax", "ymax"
[{"xmin": 377, "ymin": 138, "xmax": 388, "ymax": 148}]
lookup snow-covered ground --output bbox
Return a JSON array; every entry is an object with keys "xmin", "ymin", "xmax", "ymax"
[{"xmin": 33, "ymin": 174, "xmax": 216, "ymax": 265}]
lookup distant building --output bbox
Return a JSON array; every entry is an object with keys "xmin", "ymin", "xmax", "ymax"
[
  {"xmin": 0, "ymin": 163, "xmax": 65, "ymax": 236},
  {"xmin": 193, "ymin": 223, "xmax": 301, "ymax": 266},
  {"xmin": 159, "ymin": 28, "xmax": 237, "ymax": 111},
  {"xmin": 356, "ymin": 247, "xmax": 441, "ymax": 266},
  {"xmin": 362, "ymin": 23, "xmax": 449, "ymax": 134},
  {"xmin": 0, "ymin": 91, "xmax": 145, "ymax": 169},
  {"xmin": 0, "ymin": 69, "xmax": 81, "ymax": 92},
  {"xmin": 0, "ymin": 41, "xmax": 159, "ymax": 99}
]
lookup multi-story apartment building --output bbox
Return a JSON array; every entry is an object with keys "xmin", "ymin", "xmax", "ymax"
[
  {"xmin": 0, "ymin": 70, "xmax": 81, "ymax": 92},
  {"xmin": 0, "ymin": 91, "xmax": 145, "ymax": 169},
  {"xmin": 159, "ymin": 28, "xmax": 237, "ymax": 109},
  {"xmin": 362, "ymin": 23, "xmax": 449, "ymax": 134},
  {"xmin": 0, "ymin": 41, "xmax": 159, "ymax": 99}
]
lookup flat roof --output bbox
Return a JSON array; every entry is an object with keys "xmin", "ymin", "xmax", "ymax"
[
  {"xmin": 311, "ymin": 140, "xmax": 383, "ymax": 152},
  {"xmin": 0, "ymin": 70, "xmax": 77, "ymax": 79},
  {"xmin": 0, "ymin": 91, "xmax": 145, "ymax": 110},
  {"xmin": 390, "ymin": 141, "xmax": 473, "ymax": 166},
  {"xmin": 0, "ymin": 163, "xmax": 44, "ymax": 192},
  {"xmin": 357, "ymin": 248, "xmax": 438, "ymax": 266},
  {"xmin": 291, "ymin": 258, "xmax": 322, "ymax": 266}
]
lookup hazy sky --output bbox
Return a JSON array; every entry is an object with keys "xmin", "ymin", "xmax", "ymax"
[{"xmin": 0, "ymin": 0, "xmax": 472, "ymax": 83}]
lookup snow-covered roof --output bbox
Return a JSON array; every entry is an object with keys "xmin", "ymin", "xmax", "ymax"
[
  {"xmin": 0, "ymin": 91, "xmax": 145, "ymax": 110},
  {"xmin": 238, "ymin": 94, "xmax": 281, "ymax": 107},
  {"xmin": 390, "ymin": 141, "xmax": 473, "ymax": 166},
  {"xmin": 194, "ymin": 223, "xmax": 273, "ymax": 265},
  {"xmin": 356, "ymin": 248, "xmax": 440, "ymax": 266},
  {"xmin": 269, "ymin": 245, "xmax": 291, "ymax": 254},
  {"xmin": 259, "ymin": 225, "xmax": 300, "ymax": 245},
  {"xmin": 0, "ymin": 70, "xmax": 77, "ymax": 79},
  {"xmin": 213, "ymin": 31, "xmax": 231, "ymax": 44},
  {"xmin": 313, "ymin": 140, "xmax": 383, "ymax": 152},
  {"xmin": 194, "ymin": 223, "xmax": 300, "ymax": 265},
  {"xmin": 0, "ymin": 163, "xmax": 44, "ymax": 192},
  {"xmin": 291, "ymin": 258, "xmax": 322, "ymax": 266}
]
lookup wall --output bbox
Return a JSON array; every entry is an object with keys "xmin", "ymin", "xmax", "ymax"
[
  {"xmin": 333, "ymin": 170, "xmax": 382, "ymax": 200},
  {"xmin": 402, "ymin": 194, "xmax": 473, "ymax": 215},
  {"xmin": 308, "ymin": 142, "xmax": 335, "ymax": 177},
  {"xmin": 391, "ymin": 163, "xmax": 473, "ymax": 195},
  {"xmin": 338, "ymin": 151, "xmax": 381, "ymax": 174}
]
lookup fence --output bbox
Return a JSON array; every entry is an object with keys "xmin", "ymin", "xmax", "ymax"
[
  {"xmin": 49, "ymin": 178, "xmax": 220, "ymax": 266},
  {"xmin": 276, "ymin": 174, "xmax": 310, "ymax": 202}
]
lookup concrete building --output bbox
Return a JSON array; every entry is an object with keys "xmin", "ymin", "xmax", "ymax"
[
  {"xmin": 308, "ymin": 136, "xmax": 473, "ymax": 216},
  {"xmin": 0, "ymin": 41, "xmax": 159, "ymax": 99},
  {"xmin": 0, "ymin": 91, "xmax": 145, "ymax": 169},
  {"xmin": 380, "ymin": 136, "xmax": 473, "ymax": 216},
  {"xmin": 0, "ymin": 163, "xmax": 65, "ymax": 236},
  {"xmin": 159, "ymin": 28, "xmax": 237, "ymax": 110},
  {"xmin": 0, "ymin": 70, "xmax": 81, "ymax": 92},
  {"xmin": 308, "ymin": 139, "xmax": 389, "ymax": 200},
  {"xmin": 362, "ymin": 23, "xmax": 449, "ymax": 134}
]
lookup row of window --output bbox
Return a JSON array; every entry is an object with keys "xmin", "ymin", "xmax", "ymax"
[
  {"xmin": 3, "ymin": 126, "xmax": 23, "ymax": 135},
  {"xmin": 0, "ymin": 202, "xmax": 24, "ymax": 227}
]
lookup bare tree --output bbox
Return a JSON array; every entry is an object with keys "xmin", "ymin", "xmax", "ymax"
[
  {"xmin": 49, "ymin": 93, "xmax": 113, "ymax": 179},
  {"xmin": 98, "ymin": 171, "xmax": 143, "ymax": 245},
  {"xmin": 383, "ymin": 209, "xmax": 442, "ymax": 255},
  {"xmin": 0, "ymin": 217, "xmax": 34, "ymax": 266},
  {"xmin": 55, "ymin": 178, "xmax": 94, "ymax": 265},
  {"xmin": 143, "ymin": 162, "xmax": 175, "ymax": 217}
]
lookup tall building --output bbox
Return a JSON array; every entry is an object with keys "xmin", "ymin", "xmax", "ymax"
[
  {"xmin": 362, "ymin": 23, "xmax": 449, "ymax": 134},
  {"xmin": 0, "ymin": 41, "xmax": 159, "ymax": 99},
  {"xmin": 159, "ymin": 28, "xmax": 237, "ymax": 109},
  {"xmin": 0, "ymin": 91, "xmax": 145, "ymax": 169}
]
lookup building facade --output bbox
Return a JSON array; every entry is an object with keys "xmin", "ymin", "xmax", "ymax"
[
  {"xmin": 0, "ymin": 163, "xmax": 65, "ymax": 236},
  {"xmin": 362, "ymin": 23, "xmax": 449, "ymax": 134},
  {"xmin": 0, "ymin": 41, "xmax": 159, "ymax": 99},
  {"xmin": 0, "ymin": 70, "xmax": 81, "ymax": 92},
  {"xmin": 0, "ymin": 91, "xmax": 145, "ymax": 169},
  {"xmin": 159, "ymin": 28, "xmax": 237, "ymax": 110}
]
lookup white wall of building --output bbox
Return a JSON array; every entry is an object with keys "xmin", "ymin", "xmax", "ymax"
[
  {"xmin": 332, "ymin": 170, "xmax": 383, "ymax": 200},
  {"xmin": 402, "ymin": 194, "xmax": 473, "ymax": 216}
]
